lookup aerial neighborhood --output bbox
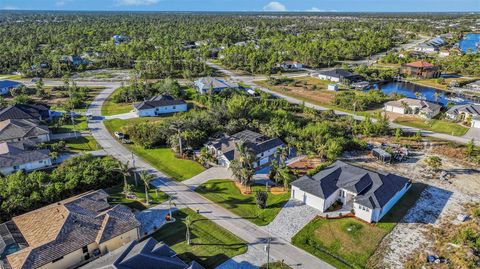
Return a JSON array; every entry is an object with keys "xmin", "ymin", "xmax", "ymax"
[{"xmin": 0, "ymin": 7, "xmax": 479, "ymax": 269}]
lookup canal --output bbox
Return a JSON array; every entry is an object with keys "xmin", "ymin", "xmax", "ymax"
[{"xmin": 459, "ymin": 33, "xmax": 480, "ymax": 54}]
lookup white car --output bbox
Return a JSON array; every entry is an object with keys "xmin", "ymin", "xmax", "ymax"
[{"xmin": 114, "ymin": 131, "xmax": 124, "ymax": 139}]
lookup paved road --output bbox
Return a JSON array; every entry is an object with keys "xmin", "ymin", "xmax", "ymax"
[
  {"xmin": 206, "ymin": 61, "xmax": 480, "ymax": 146},
  {"xmin": 84, "ymin": 84, "xmax": 333, "ymax": 269}
]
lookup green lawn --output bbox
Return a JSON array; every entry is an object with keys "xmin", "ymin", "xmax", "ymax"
[
  {"xmin": 196, "ymin": 179, "xmax": 291, "ymax": 226},
  {"xmin": 106, "ymin": 179, "xmax": 169, "ymax": 211},
  {"xmin": 101, "ymin": 91, "xmax": 134, "ymax": 116},
  {"xmin": 152, "ymin": 208, "xmax": 247, "ymax": 268},
  {"xmin": 103, "ymin": 118, "xmax": 205, "ymax": 181},
  {"xmin": 64, "ymin": 136, "xmax": 100, "ymax": 152},
  {"xmin": 292, "ymin": 182, "xmax": 426, "ymax": 269},
  {"xmin": 49, "ymin": 116, "xmax": 88, "ymax": 134},
  {"xmin": 394, "ymin": 116, "xmax": 469, "ymax": 136}
]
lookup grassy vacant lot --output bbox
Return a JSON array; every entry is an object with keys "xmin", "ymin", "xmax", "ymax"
[
  {"xmin": 64, "ymin": 136, "xmax": 100, "ymax": 152},
  {"xmin": 292, "ymin": 183, "xmax": 426, "ymax": 269},
  {"xmin": 394, "ymin": 116, "xmax": 469, "ymax": 136},
  {"xmin": 255, "ymin": 77, "xmax": 378, "ymax": 117},
  {"xmin": 106, "ymin": 179, "xmax": 169, "ymax": 211},
  {"xmin": 49, "ymin": 115, "xmax": 88, "ymax": 134},
  {"xmin": 101, "ymin": 90, "xmax": 134, "ymax": 116},
  {"xmin": 152, "ymin": 208, "xmax": 247, "ymax": 268},
  {"xmin": 196, "ymin": 179, "xmax": 290, "ymax": 226},
  {"xmin": 103, "ymin": 118, "xmax": 205, "ymax": 181}
]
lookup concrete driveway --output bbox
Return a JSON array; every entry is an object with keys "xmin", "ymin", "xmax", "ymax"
[
  {"xmin": 183, "ymin": 166, "xmax": 233, "ymax": 189},
  {"xmin": 104, "ymin": 111, "xmax": 138, "ymax": 120},
  {"xmin": 463, "ymin": 127, "xmax": 480, "ymax": 140}
]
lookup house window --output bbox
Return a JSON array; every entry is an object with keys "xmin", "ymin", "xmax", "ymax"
[
  {"xmin": 82, "ymin": 246, "xmax": 88, "ymax": 253},
  {"xmin": 52, "ymin": 256, "xmax": 64, "ymax": 263}
]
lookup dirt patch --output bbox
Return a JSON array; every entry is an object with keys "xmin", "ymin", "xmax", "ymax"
[{"xmin": 288, "ymin": 157, "xmax": 325, "ymax": 176}]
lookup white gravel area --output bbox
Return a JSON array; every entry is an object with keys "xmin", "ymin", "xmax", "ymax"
[
  {"xmin": 265, "ymin": 199, "xmax": 321, "ymax": 241},
  {"xmin": 375, "ymin": 185, "xmax": 474, "ymax": 268}
]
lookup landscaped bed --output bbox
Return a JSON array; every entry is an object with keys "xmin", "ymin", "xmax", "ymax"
[
  {"xmin": 196, "ymin": 179, "xmax": 291, "ymax": 226},
  {"xmin": 103, "ymin": 118, "xmax": 205, "ymax": 181},
  {"xmin": 152, "ymin": 208, "xmax": 247, "ymax": 268},
  {"xmin": 393, "ymin": 116, "xmax": 469, "ymax": 136},
  {"xmin": 291, "ymin": 182, "xmax": 426, "ymax": 269},
  {"xmin": 105, "ymin": 179, "xmax": 169, "ymax": 211}
]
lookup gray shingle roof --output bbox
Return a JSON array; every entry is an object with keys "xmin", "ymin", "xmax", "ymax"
[
  {"xmin": 195, "ymin": 77, "xmax": 238, "ymax": 91},
  {"xmin": 446, "ymin": 104, "xmax": 480, "ymax": 117},
  {"xmin": 134, "ymin": 95, "xmax": 186, "ymax": 111},
  {"xmin": 0, "ymin": 140, "xmax": 50, "ymax": 169},
  {"xmin": 0, "ymin": 119, "xmax": 49, "ymax": 142},
  {"xmin": 80, "ymin": 238, "xmax": 204, "ymax": 269},
  {"xmin": 291, "ymin": 161, "xmax": 410, "ymax": 209},
  {"xmin": 5, "ymin": 190, "xmax": 140, "ymax": 269},
  {"xmin": 0, "ymin": 104, "xmax": 50, "ymax": 121},
  {"xmin": 318, "ymin": 69, "xmax": 356, "ymax": 79}
]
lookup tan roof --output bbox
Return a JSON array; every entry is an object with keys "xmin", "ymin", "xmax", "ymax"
[
  {"xmin": 405, "ymin": 60, "xmax": 435, "ymax": 68},
  {"xmin": 5, "ymin": 190, "xmax": 140, "ymax": 269}
]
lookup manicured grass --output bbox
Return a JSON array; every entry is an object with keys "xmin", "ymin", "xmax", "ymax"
[
  {"xmin": 196, "ymin": 179, "xmax": 291, "ymax": 226},
  {"xmin": 394, "ymin": 116, "xmax": 469, "ymax": 136},
  {"xmin": 49, "ymin": 116, "xmax": 88, "ymax": 134},
  {"xmin": 129, "ymin": 145, "xmax": 205, "ymax": 181},
  {"xmin": 152, "ymin": 208, "xmax": 247, "ymax": 268},
  {"xmin": 103, "ymin": 118, "xmax": 205, "ymax": 181},
  {"xmin": 64, "ymin": 136, "xmax": 100, "ymax": 152},
  {"xmin": 292, "ymin": 182, "xmax": 426, "ymax": 269},
  {"xmin": 101, "ymin": 91, "xmax": 134, "ymax": 116},
  {"xmin": 106, "ymin": 179, "xmax": 169, "ymax": 211}
]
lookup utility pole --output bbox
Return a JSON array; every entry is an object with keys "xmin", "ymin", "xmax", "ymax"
[
  {"xmin": 265, "ymin": 237, "xmax": 271, "ymax": 269},
  {"xmin": 131, "ymin": 152, "xmax": 138, "ymax": 186}
]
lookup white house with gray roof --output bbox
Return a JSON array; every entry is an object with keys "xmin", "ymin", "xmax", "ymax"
[
  {"xmin": 206, "ymin": 130, "xmax": 285, "ymax": 169},
  {"xmin": 194, "ymin": 77, "xmax": 238, "ymax": 94},
  {"xmin": 446, "ymin": 104, "xmax": 480, "ymax": 128},
  {"xmin": 291, "ymin": 161, "xmax": 411, "ymax": 223},
  {"xmin": 0, "ymin": 119, "xmax": 50, "ymax": 143},
  {"xmin": 0, "ymin": 140, "xmax": 52, "ymax": 176},
  {"xmin": 133, "ymin": 95, "xmax": 187, "ymax": 117}
]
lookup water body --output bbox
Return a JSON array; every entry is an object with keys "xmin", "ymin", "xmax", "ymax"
[
  {"xmin": 369, "ymin": 82, "xmax": 473, "ymax": 106},
  {"xmin": 459, "ymin": 33, "xmax": 480, "ymax": 54}
]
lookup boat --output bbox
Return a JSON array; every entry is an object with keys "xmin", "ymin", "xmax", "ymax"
[
  {"xmin": 445, "ymin": 96, "xmax": 465, "ymax": 103},
  {"xmin": 351, "ymin": 81, "xmax": 370, "ymax": 90}
]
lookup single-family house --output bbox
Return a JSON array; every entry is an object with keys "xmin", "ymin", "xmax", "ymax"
[
  {"xmin": 280, "ymin": 61, "xmax": 303, "ymax": 70},
  {"xmin": 80, "ymin": 238, "xmax": 204, "ymax": 269},
  {"xmin": 0, "ymin": 80, "xmax": 22, "ymax": 95},
  {"xmin": 194, "ymin": 77, "xmax": 239, "ymax": 94},
  {"xmin": 445, "ymin": 104, "xmax": 480, "ymax": 128},
  {"xmin": 0, "ymin": 190, "xmax": 140, "ymax": 269},
  {"xmin": 60, "ymin": 55, "xmax": 90, "ymax": 66},
  {"xmin": 0, "ymin": 103, "xmax": 51, "ymax": 121},
  {"xmin": 400, "ymin": 61, "xmax": 441, "ymax": 79},
  {"xmin": 0, "ymin": 140, "xmax": 52, "ymax": 175},
  {"xmin": 384, "ymin": 98, "xmax": 441, "ymax": 119},
  {"xmin": 113, "ymin": 35, "xmax": 129, "ymax": 45},
  {"xmin": 318, "ymin": 69, "xmax": 364, "ymax": 84},
  {"xmin": 133, "ymin": 95, "xmax": 187, "ymax": 117},
  {"xmin": 206, "ymin": 130, "xmax": 285, "ymax": 168},
  {"xmin": 413, "ymin": 43, "xmax": 439, "ymax": 54},
  {"xmin": 466, "ymin": 80, "xmax": 480, "ymax": 91},
  {"xmin": 0, "ymin": 119, "xmax": 50, "ymax": 143},
  {"xmin": 291, "ymin": 161, "xmax": 411, "ymax": 223}
]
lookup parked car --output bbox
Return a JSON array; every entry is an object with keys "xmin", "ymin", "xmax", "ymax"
[
  {"xmin": 121, "ymin": 138, "xmax": 132, "ymax": 144},
  {"xmin": 114, "ymin": 131, "xmax": 124, "ymax": 139}
]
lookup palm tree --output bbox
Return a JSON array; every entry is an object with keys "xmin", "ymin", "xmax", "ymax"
[
  {"xmin": 229, "ymin": 141, "xmax": 255, "ymax": 187},
  {"xmin": 169, "ymin": 120, "xmax": 184, "ymax": 155},
  {"xmin": 139, "ymin": 171, "xmax": 154, "ymax": 205},
  {"xmin": 116, "ymin": 161, "xmax": 131, "ymax": 198}
]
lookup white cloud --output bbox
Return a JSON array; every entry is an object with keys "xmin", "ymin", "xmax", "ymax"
[
  {"xmin": 263, "ymin": 1, "xmax": 286, "ymax": 12},
  {"xmin": 1, "ymin": 5, "xmax": 18, "ymax": 10},
  {"xmin": 306, "ymin": 7, "xmax": 325, "ymax": 12},
  {"xmin": 115, "ymin": 0, "xmax": 159, "ymax": 6},
  {"xmin": 56, "ymin": 0, "xmax": 72, "ymax": 7}
]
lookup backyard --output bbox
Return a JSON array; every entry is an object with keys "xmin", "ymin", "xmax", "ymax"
[
  {"xmin": 291, "ymin": 182, "xmax": 426, "ymax": 269},
  {"xmin": 152, "ymin": 208, "xmax": 247, "ymax": 268},
  {"xmin": 104, "ymin": 118, "xmax": 205, "ymax": 181},
  {"xmin": 196, "ymin": 179, "xmax": 291, "ymax": 226},
  {"xmin": 393, "ymin": 116, "xmax": 469, "ymax": 136}
]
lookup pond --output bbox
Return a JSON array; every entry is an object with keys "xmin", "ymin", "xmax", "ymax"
[
  {"xmin": 458, "ymin": 33, "xmax": 480, "ymax": 54},
  {"xmin": 368, "ymin": 82, "xmax": 474, "ymax": 106}
]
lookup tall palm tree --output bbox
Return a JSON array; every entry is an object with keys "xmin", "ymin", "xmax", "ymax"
[
  {"xmin": 169, "ymin": 120, "xmax": 184, "ymax": 155},
  {"xmin": 185, "ymin": 215, "xmax": 192, "ymax": 245},
  {"xmin": 229, "ymin": 141, "xmax": 255, "ymax": 187},
  {"xmin": 139, "ymin": 171, "xmax": 154, "ymax": 205},
  {"xmin": 116, "ymin": 161, "xmax": 131, "ymax": 198}
]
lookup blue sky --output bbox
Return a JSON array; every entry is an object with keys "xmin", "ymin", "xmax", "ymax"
[{"xmin": 1, "ymin": 0, "xmax": 479, "ymax": 12}]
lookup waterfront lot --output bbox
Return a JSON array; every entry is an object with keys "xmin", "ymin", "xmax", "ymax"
[
  {"xmin": 291, "ymin": 183, "xmax": 425, "ymax": 269},
  {"xmin": 152, "ymin": 208, "xmax": 247, "ymax": 268},
  {"xmin": 104, "ymin": 118, "xmax": 205, "ymax": 181},
  {"xmin": 196, "ymin": 179, "xmax": 291, "ymax": 226}
]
